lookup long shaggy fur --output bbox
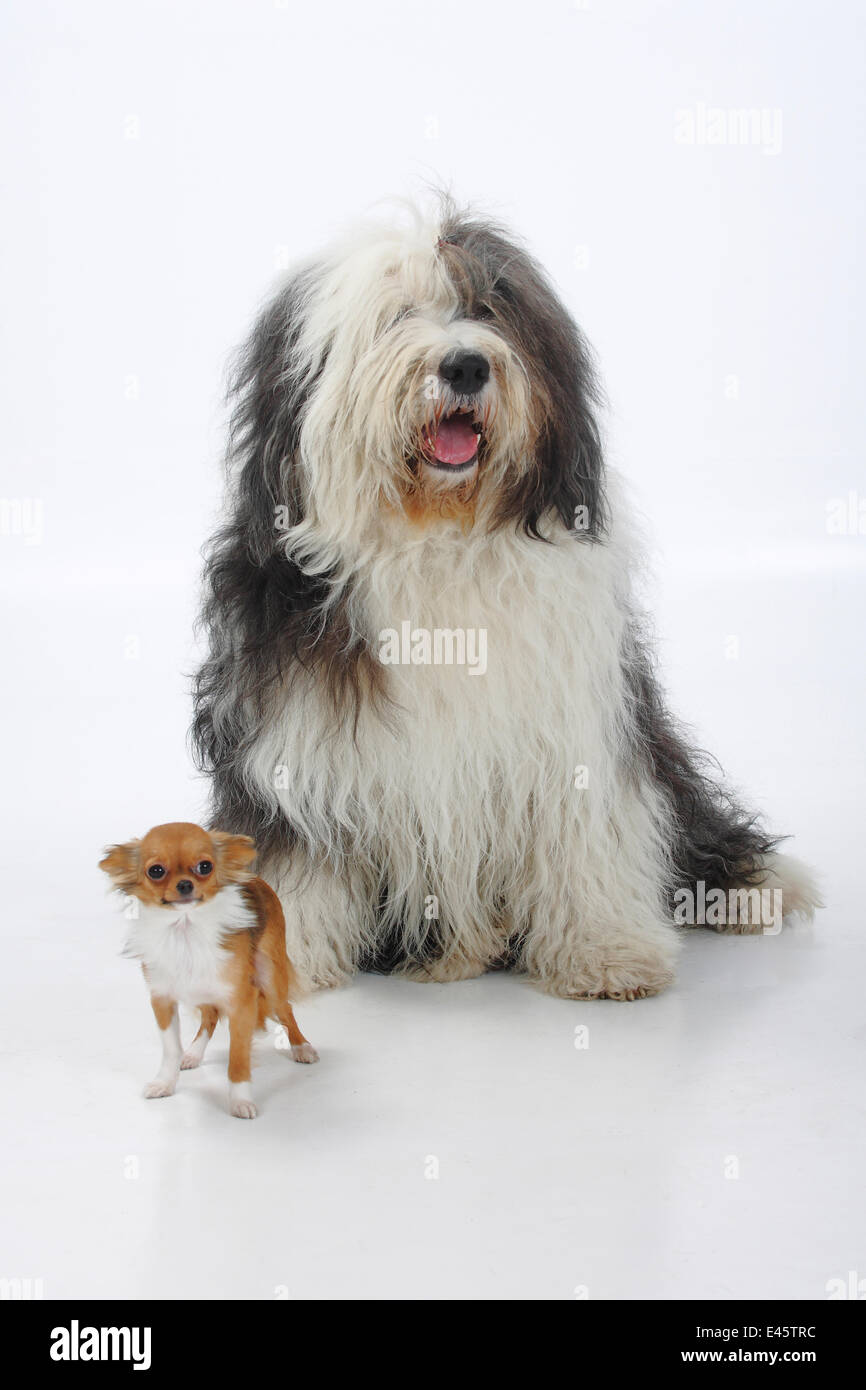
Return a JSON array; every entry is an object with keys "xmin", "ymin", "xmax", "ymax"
[{"xmin": 192, "ymin": 198, "xmax": 820, "ymax": 999}]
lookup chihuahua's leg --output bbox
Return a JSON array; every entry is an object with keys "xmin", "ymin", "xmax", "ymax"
[
  {"xmin": 144, "ymin": 995, "xmax": 182, "ymax": 1099},
  {"xmin": 275, "ymin": 1001, "xmax": 319, "ymax": 1065},
  {"xmin": 227, "ymin": 992, "xmax": 259, "ymax": 1119},
  {"xmin": 181, "ymin": 1005, "xmax": 219, "ymax": 1069}
]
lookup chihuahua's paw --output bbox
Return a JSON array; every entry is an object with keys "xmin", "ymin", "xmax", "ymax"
[
  {"xmin": 180, "ymin": 1051, "xmax": 202, "ymax": 1070},
  {"xmin": 291, "ymin": 1042, "xmax": 319, "ymax": 1064},
  {"xmin": 229, "ymin": 1082, "xmax": 257, "ymax": 1119},
  {"xmin": 143, "ymin": 1079, "xmax": 176, "ymax": 1099}
]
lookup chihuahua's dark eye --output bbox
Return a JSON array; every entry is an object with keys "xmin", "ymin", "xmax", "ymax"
[
  {"xmin": 146, "ymin": 864, "xmax": 166, "ymax": 881},
  {"xmin": 195, "ymin": 860, "xmax": 213, "ymax": 877}
]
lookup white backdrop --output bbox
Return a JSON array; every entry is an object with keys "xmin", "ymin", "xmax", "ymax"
[{"xmin": 1, "ymin": 0, "xmax": 864, "ymax": 1300}]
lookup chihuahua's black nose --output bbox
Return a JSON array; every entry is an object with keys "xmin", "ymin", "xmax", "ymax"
[{"xmin": 176, "ymin": 879, "xmax": 194, "ymax": 895}]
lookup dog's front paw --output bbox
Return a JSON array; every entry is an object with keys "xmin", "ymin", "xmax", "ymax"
[
  {"xmin": 400, "ymin": 953, "xmax": 491, "ymax": 983},
  {"xmin": 534, "ymin": 939, "xmax": 677, "ymax": 1001},
  {"xmin": 564, "ymin": 981, "xmax": 664, "ymax": 1001},
  {"xmin": 143, "ymin": 1079, "xmax": 176, "ymax": 1098},
  {"xmin": 291, "ymin": 1042, "xmax": 319, "ymax": 1063},
  {"xmin": 229, "ymin": 1082, "xmax": 257, "ymax": 1118},
  {"xmin": 180, "ymin": 1051, "xmax": 202, "ymax": 1069},
  {"xmin": 310, "ymin": 968, "xmax": 350, "ymax": 991}
]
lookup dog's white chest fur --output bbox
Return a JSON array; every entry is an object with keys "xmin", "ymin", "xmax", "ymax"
[
  {"xmin": 123, "ymin": 884, "xmax": 255, "ymax": 1008},
  {"xmin": 248, "ymin": 521, "xmax": 656, "ymax": 960}
]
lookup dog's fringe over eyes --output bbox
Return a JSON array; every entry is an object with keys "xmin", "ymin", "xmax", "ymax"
[{"xmin": 191, "ymin": 195, "xmax": 821, "ymax": 997}]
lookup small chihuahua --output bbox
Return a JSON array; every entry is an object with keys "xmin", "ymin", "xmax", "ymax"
[{"xmin": 100, "ymin": 822, "xmax": 318, "ymax": 1119}]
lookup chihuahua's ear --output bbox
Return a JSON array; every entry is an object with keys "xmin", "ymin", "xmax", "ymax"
[
  {"xmin": 211, "ymin": 831, "xmax": 257, "ymax": 880},
  {"xmin": 99, "ymin": 839, "xmax": 141, "ymax": 888}
]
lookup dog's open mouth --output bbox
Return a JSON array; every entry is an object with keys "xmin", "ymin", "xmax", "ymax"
[{"xmin": 422, "ymin": 408, "xmax": 483, "ymax": 473}]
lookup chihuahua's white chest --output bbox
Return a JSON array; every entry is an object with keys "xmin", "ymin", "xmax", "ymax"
[{"xmin": 123, "ymin": 884, "xmax": 255, "ymax": 1009}]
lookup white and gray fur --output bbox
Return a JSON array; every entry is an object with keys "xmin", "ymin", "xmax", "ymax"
[{"xmin": 192, "ymin": 199, "xmax": 820, "ymax": 999}]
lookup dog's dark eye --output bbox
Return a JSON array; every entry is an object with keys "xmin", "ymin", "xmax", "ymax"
[
  {"xmin": 195, "ymin": 860, "xmax": 213, "ymax": 877},
  {"xmin": 146, "ymin": 864, "xmax": 166, "ymax": 881}
]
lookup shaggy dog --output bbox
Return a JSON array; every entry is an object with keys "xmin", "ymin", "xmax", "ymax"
[{"xmin": 192, "ymin": 199, "xmax": 820, "ymax": 1000}]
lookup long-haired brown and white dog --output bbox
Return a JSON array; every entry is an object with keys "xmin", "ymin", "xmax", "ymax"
[{"xmin": 192, "ymin": 197, "xmax": 820, "ymax": 1001}]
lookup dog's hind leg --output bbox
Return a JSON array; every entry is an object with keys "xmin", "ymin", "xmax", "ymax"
[
  {"xmin": 181, "ymin": 1005, "xmax": 219, "ymax": 1069},
  {"xmin": 273, "ymin": 1001, "xmax": 319, "ymax": 1064},
  {"xmin": 623, "ymin": 622, "xmax": 822, "ymax": 936},
  {"xmin": 706, "ymin": 851, "xmax": 824, "ymax": 934}
]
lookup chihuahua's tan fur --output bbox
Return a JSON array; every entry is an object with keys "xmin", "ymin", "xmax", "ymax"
[{"xmin": 100, "ymin": 822, "xmax": 318, "ymax": 1118}]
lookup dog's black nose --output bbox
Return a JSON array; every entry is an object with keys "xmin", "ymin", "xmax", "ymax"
[
  {"xmin": 176, "ymin": 879, "xmax": 194, "ymax": 895},
  {"xmin": 438, "ymin": 350, "xmax": 490, "ymax": 395}
]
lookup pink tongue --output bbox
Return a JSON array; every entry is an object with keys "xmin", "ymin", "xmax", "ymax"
[{"xmin": 431, "ymin": 416, "xmax": 478, "ymax": 466}]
